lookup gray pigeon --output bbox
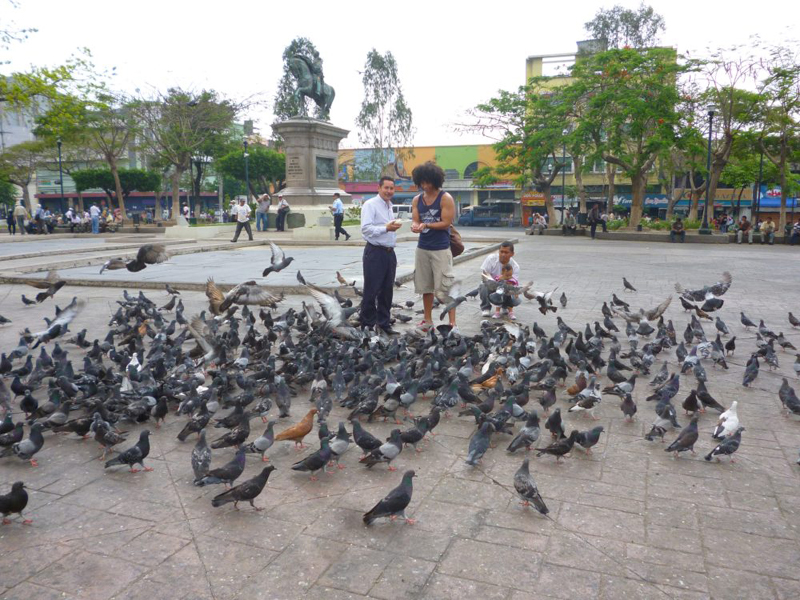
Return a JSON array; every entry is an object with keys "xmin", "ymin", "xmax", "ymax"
[
  {"xmin": 575, "ymin": 426, "xmax": 604, "ymax": 455},
  {"xmin": 245, "ymin": 420, "xmax": 276, "ymax": 462},
  {"xmin": 742, "ymin": 355, "xmax": 759, "ymax": 387},
  {"xmin": 665, "ymin": 417, "xmax": 699, "ymax": 458},
  {"xmin": 212, "ymin": 465, "xmax": 276, "ymax": 510},
  {"xmin": 191, "ymin": 430, "xmax": 212, "ymax": 483},
  {"xmin": 363, "ymin": 470, "xmax": 416, "ymax": 525},
  {"xmin": 513, "ymin": 458, "xmax": 549, "ymax": 514},
  {"xmin": 262, "ymin": 241, "xmax": 294, "ymax": 277},
  {"xmin": 506, "ymin": 411, "xmax": 540, "ymax": 453},
  {"xmin": 705, "ymin": 427, "xmax": 744, "ymax": 463},
  {"xmin": 360, "ymin": 429, "xmax": 403, "ymax": 470},
  {"xmin": 5, "ymin": 423, "xmax": 45, "ymax": 466},
  {"xmin": 465, "ymin": 422, "xmax": 494, "ymax": 466}
]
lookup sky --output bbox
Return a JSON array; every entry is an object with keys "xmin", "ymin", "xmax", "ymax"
[{"xmin": 4, "ymin": 0, "xmax": 798, "ymax": 148}]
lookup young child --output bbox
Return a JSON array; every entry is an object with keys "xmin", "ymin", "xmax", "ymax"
[{"xmin": 494, "ymin": 263, "xmax": 519, "ymax": 320}]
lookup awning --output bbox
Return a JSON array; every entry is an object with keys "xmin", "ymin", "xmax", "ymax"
[
  {"xmin": 483, "ymin": 200, "xmax": 520, "ymax": 205},
  {"xmin": 755, "ymin": 198, "xmax": 798, "ymax": 208}
]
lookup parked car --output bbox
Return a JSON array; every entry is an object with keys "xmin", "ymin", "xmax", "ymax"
[
  {"xmin": 458, "ymin": 206, "xmax": 501, "ymax": 227},
  {"xmin": 393, "ymin": 204, "xmax": 413, "ymax": 219}
]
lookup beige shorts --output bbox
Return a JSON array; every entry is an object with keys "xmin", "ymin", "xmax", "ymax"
[{"xmin": 414, "ymin": 248, "xmax": 454, "ymax": 295}]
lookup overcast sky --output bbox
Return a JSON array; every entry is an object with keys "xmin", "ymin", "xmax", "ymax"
[{"xmin": 4, "ymin": 0, "xmax": 797, "ymax": 148}]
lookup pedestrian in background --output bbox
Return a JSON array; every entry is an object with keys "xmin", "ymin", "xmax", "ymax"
[
  {"xmin": 256, "ymin": 194, "xmax": 271, "ymax": 232},
  {"xmin": 275, "ymin": 195, "xmax": 290, "ymax": 232},
  {"xmin": 13, "ymin": 201, "xmax": 28, "ymax": 235},
  {"xmin": 230, "ymin": 197, "xmax": 253, "ymax": 243},
  {"xmin": 6, "ymin": 209, "xmax": 15, "ymax": 235},
  {"xmin": 90, "ymin": 203, "xmax": 101, "ymax": 234},
  {"xmin": 331, "ymin": 192, "xmax": 350, "ymax": 241}
]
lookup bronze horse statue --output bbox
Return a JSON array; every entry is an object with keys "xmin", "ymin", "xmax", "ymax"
[{"xmin": 288, "ymin": 54, "xmax": 335, "ymax": 119}]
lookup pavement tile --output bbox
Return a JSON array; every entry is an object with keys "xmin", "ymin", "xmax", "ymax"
[
  {"xmin": 368, "ymin": 555, "xmax": 436, "ymax": 599},
  {"xmin": 418, "ymin": 573, "xmax": 511, "ymax": 600},
  {"xmin": 438, "ymin": 538, "xmax": 542, "ymax": 589},
  {"xmin": 315, "ymin": 545, "xmax": 394, "ymax": 595}
]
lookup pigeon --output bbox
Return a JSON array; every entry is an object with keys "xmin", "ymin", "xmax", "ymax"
[
  {"xmin": 100, "ymin": 244, "xmax": 169, "ymax": 274},
  {"xmin": 262, "ymin": 241, "xmax": 294, "ymax": 277},
  {"xmin": 360, "ymin": 429, "xmax": 403, "ymax": 470},
  {"xmin": 21, "ymin": 295, "xmax": 36, "ymax": 306},
  {"xmin": 545, "ymin": 408, "xmax": 566, "ymax": 439},
  {"xmin": 789, "ymin": 312, "xmax": 800, "ymax": 328},
  {"xmin": 329, "ymin": 422, "xmax": 352, "ymax": 467},
  {"xmin": 104, "ymin": 430, "xmax": 152, "ymax": 472},
  {"xmin": 245, "ymin": 420, "xmax": 277, "ymax": 461},
  {"xmin": 513, "ymin": 458, "xmax": 549, "ymax": 514},
  {"xmin": 212, "ymin": 465, "xmax": 276, "ymax": 510},
  {"xmin": 575, "ymin": 426, "xmax": 604, "ymax": 455},
  {"xmin": 559, "ymin": 292, "xmax": 568, "ymax": 308},
  {"xmin": 195, "ymin": 446, "xmax": 247, "ymax": 487},
  {"xmin": 705, "ymin": 427, "xmax": 744, "ymax": 463},
  {"xmin": 2, "ymin": 423, "xmax": 44, "ymax": 467},
  {"xmin": 506, "ymin": 411, "xmax": 540, "ymax": 453},
  {"xmin": 664, "ymin": 417, "xmax": 699, "ymax": 458},
  {"xmin": 274, "ymin": 408, "xmax": 317, "ymax": 449},
  {"xmin": 711, "ymin": 401, "xmax": 739, "ymax": 440},
  {"xmin": 0, "ymin": 482, "xmax": 30, "ymax": 525},
  {"xmin": 363, "ymin": 470, "xmax": 416, "ymax": 525},
  {"xmin": 623, "ymin": 277, "xmax": 637, "ymax": 292},
  {"xmin": 536, "ymin": 430, "xmax": 579, "ymax": 461},
  {"xmin": 291, "ymin": 438, "xmax": 333, "ymax": 480},
  {"xmin": 620, "ymin": 393, "xmax": 637, "ymax": 421},
  {"xmin": 742, "ymin": 356, "xmax": 759, "ymax": 387},
  {"xmin": 740, "ymin": 312, "xmax": 756, "ymax": 329},
  {"xmin": 351, "ymin": 420, "xmax": 382, "ymax": 456},
  {"xmin": 165, "ymin": 283, "xmax": 181, "ymax": 296},
  {"xmin": 191, "ymin": 430, "xmax": 212, "ymax": 484},
  {"xmin": 465, "ymin": 422, "xmax": 495, "ymax": 466}
]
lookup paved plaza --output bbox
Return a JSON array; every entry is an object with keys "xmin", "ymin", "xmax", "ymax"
[{"xmin": 1, "ymin": 233, "xmax": 799, "ymax": 600}]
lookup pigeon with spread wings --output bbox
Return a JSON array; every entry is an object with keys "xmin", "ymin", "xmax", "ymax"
[
  {"xmin": 262, "ymin": 241, "xmax": 294, "ymax": 277},
  {"xmin": 21, "ymin": 270, "xmax": 66, "ymax": 303},
  {"xmin": 612, "ymin": 296, "xmax": 672, "ymax": 324},
  {"xmin": 100, "ymin": 244, "xmax": 169, "ymax": 274},
  {"xmin": 675, "ymin": 272, "xmax": 732, "ymax": 312},
  {"xmin": 21, "ymin": 298, "xmax": 84, "ymax": 347},
  {"xmin": 436, "ymin": 280, "xmax": 479, "ymax": 321},
  {"xmin": 205, "ymin": 279, "xmax": 282, "ymax": 315}
]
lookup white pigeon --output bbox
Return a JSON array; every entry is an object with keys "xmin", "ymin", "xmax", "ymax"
[{"xmin": 711, "ymin": 401, "xmax": 739, "ymax": 439}]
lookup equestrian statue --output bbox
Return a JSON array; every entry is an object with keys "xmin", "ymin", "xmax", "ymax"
[{"xmin": 288, "ymin": 54, "xmax": 335, "ymax": 120}]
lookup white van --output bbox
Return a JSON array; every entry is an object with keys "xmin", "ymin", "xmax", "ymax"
[{"xmin": 393, "ymin": 205, "xmax": 412, "ymax": 219}]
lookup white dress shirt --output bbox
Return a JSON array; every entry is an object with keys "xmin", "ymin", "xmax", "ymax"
[
  {"xmin": 481, "ymin": 254, "xmax": 520, "ymax": 279},
  {"xmin": 233, "ymin": 204, "xmax": 251, "ymax": 223},
  {"xmin": 360, "ymin": 195, "xmax": 396, "ymax": 247}
]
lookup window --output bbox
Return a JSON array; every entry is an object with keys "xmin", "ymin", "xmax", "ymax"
[
  {"xmin": 543, "ymin": 156, "xmax": 573, "ymax": 174},
  {"xmin": 463, "ymin": 162, "xmax": 481, "ymax": 179},
  {"xmin": 444, "ymin": 169, "xmax": 460, "ymax": 180}
]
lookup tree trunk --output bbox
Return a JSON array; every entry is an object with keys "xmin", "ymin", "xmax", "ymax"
[
  {"xmin": 574, "ymin": 155, "xmax": 587, "ymax": 214},
  {"xmin": 688, "ymin": 190, "xmax": 701, "ymax": 221},
  {"xmin": 109, "ymin": 157, "xmax": 127, "ymax": 221},
  {"xmin": 667, "ymin": 174, "xmax": 686, "ymax": 220},
  {"xmin": 629, "ymin": 173, "xmax": 647, "ymax": 228},
  {"xmin": 542, "ymin": 184, "xmax": 556, "ymax": 226},
  {"xmin": 171, "ymin": 170, "xmax": 183, "ymax": 221},
  {"xmin": 21, "ymin": 185, "xmax": 32, "ymax": 212},
  {"xmin": 77, "ymin": 192, "xmax": 84, "ymax": 213},
  {"xmin": 605, "ymin": 164, "xmax": 615, "ymax": 217},
  {"xmin": 779, "ymin": 168, "xmax": 788, "ymax": 232}
]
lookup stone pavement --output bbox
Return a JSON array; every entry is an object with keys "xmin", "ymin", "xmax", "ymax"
[{"xmin": 0, "ymin": 235, "xmax": 799, "ymax": 599}]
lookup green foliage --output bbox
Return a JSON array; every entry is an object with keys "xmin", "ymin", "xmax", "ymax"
[
  {"xmin": 345, "ymin": 206, "xmax": 362, "ymax": 221},
  {"xmin": 607, "ymin": 218, "xmax": 628, "ymax": 230},
  {"xmin": 356, "ymin": 49, "xmax": 414, "ymax": 179},
  {"xmin": 273, "ymin": 37, "xmax": 324, "ymax": 121},
  {"xmin": 216, "ymin": 145, "xmax": 285, "ymax": 194},
  {"xmin": 0, "ymin": 178, "xmax": 17, "ymax": 207},
  {"xmin": 584, "ymin": 3, "xmax": 666, "ymax": 49},
  {"xmin": 72, "ymin": 168, "xmax": 161, "ymax": 197}
]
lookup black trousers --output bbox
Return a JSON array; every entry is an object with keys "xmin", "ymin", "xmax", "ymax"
[
  {"xmin": 334, "ymin": 214, "xmax": 349, "ymax": 240},
  {"xmin": 276, "ymin": 210, "xmax": 287, "ymax": 231},
  {"xmin": 590, "ymin": 221, "xmax": 597, "ymax": 238},
  {"xmin": 232, "ymin": 220, "xmax": 253, "ymax": 241},
  {"xmin": 360, "ymin": 244, "xmax": 396, "ymax": 329}
]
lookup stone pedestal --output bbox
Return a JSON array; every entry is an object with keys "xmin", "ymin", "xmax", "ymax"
[{"xmin": 272, "ymin": 117, "xmax": 351, "ymax": 207}]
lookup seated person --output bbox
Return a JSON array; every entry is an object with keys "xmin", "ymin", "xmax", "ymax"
[
  {"xmin": 479, "ymin": 241, "xmax": 520, "ymax": 317},
  {"xmin": 790, "ymin": 219, "xmax": 800, "ymax": 246},
  {"xmin": 562, "ymin": 211, "xmax": 577, "ymax": 235},
  {"xmin": 493, "ymin": 263, "xmax": 519, "ymax": 320},
  {"xmin": 670, "ymin": 218, "xmax": 686, "ymax": 243},
  {"xmin": 737, "ymin": 216, "xmax": 753, "ymax": 244},
  {"xmin": 528, "ymin": 213, "xmax": 546, "ymax": 235},
  {"xmin": 761, "ymin": 217, "xmax": 776, "ymax": 245}
]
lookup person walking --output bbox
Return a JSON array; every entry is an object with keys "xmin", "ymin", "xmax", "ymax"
[
  {"xmin": 588, "ymin": 204, "xmax": 600, "ymax": 239},
  {"xmin": 410, "ymin": 161, "xmax": 457, "ymax": 332},
  {"xmin": 360, "ymin": 176, "xmax": 402, "ymax": 334},
  {"xmin": 230, "ymin": 197, "xmax": 253, "ymax": 243},
  {"xmin": 331, "ymin": 192, "xmax": 350, "ymax": 241},
  {"xmin": 255, "ymin": 194, "xmax": 271, "ymax": 232},
  {"xmin": 89, "ymin": 203, "xmax": 101, "ymax": 234},
  {"xmin": 275, "ymin": 195, "xmax": 290, "ymax": 232},
  {"xmin": 6, "ymin": 209, "xmax": 15, "ymax": 235},
  {"xmin": 13, "ymin": 201, "xmax": 28, "ymax": 235}
]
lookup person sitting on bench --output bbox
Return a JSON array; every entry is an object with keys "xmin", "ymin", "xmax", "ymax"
[
  {"xmin": 670, "ymin": 217, "xmax": 686, "ymax": 243},
  {"xmin": 562, "ymin": 210, "xmax": 577, "ymax": 236}
]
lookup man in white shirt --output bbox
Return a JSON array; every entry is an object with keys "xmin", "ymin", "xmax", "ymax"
[
  {"xmin": 275, "ymin": 195, "xmax": 290, "ymax": 231},
  {"xmin": 360, "ymin": 176, "xmax": 402, "ymax": 334},
  {"xmin": 330, "ymin": 192, "xmax": 350, "ymax": 241},
  {"xmin": 89, "ymin": 204, "xmax": 101, "ymax": 234},
  {"xmin": 230, "ymin": 198, "xmax": 253, "ymax": 242},
  {"xmin": 479, "ymin": 241, "xmax": 520, "ymax": 317}
]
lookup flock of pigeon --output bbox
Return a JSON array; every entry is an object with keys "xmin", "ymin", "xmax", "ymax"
[{"xmin": 1, "ymin": 240, "xmax": 800, "ymax": 532}]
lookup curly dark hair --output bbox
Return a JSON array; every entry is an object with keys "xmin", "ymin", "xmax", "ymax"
[{"xmin": 412, "ymin": 161, "xmax": 446, "ymax": 189}]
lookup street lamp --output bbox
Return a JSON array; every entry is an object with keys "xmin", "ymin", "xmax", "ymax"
[
  {"xmin": 699, "ymin": 105, "xmax": 717, "ymax": 234},
  {"xmin": 754, "ymin": 147, "xmax": 764, "ymax": 225},
  {"xmin": 192, "ymin": 154, "xmax": 212, "ymax": 220},
  {"xmin": 243, "ymin": 139, "xmax": 250, "ymax": 206},
  {"xmin": 561, "ymin": 128, "xmax": 568, "ymax": 224},
  {"xmin": 56, "ymin": 138, "xmax": 65, "ymax": 214}
]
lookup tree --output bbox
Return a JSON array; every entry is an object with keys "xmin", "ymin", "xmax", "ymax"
[
  {"xmin": 0, "ymin": 177, "xmax": 17, "ymax": 207},
  {"xmin": 273, "ymin": 37, "xmax": 324, "ymax": 122},
  {"xmin": 584, "ymin": 3, "xmax": 666, "ymax": 49},
  {"xmin": 131, "ymin": 88, "xmax": 237, "ymax": 219},
  {"xmin": 567, "ymin": 47, "xmax": 690, "ymax": 227},
  {"xmin": 36, "ymin": 92, "xmax": 138, "ymax": 218},
  {"xmin": 755, "ymin": 44, "xmax": 800, "ymax": 231},
  {"xmin": 459, "ymin": 84, "xmax": 569, "ymax": 224},
  {"xmin": 355, "ymin": 49, "xmax": 414, "ymax": 181},
  {"xmin": 216, "ymin": 145, "xmax": 285, "ymax": 197},
  {"xmin": 0, "ymin": 140, "xmax": 48, "ymax": 210},
  {"xmin": 71, "ymin": 168, "xmax": 161, "ymax": 203}
]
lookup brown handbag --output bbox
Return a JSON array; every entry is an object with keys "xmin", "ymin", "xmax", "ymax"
[{"xmin": 450, "ymin": 225, "xmax": 464, "ymax": 257}]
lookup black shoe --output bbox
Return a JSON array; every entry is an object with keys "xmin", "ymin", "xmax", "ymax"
[
  {"xmin": 346, "ymin": 235, "xmax": 351, "ymax": 241},
  {"xmin": 380, "ymin": 326, "xmax": 399, "ymax": 336},
  {"xmin": 230, "ymin": 239, "xmax": 237, "ymax": 243}
]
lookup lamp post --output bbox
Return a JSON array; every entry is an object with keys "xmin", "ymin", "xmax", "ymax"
[
  {"xmin": 561, "ymin": 129, "xmax": 568, "ymax": 224},
  {"xmin": 754, "ymin": 148, "xmax": 764, "ymax": 225},
  {"xmin": 699, "ymin": 106, "xmax": 717, "ymax": 234},
  {"xmin": 243, "ymin": 140, "xmax": 250, "ymax": 206},
  {"xmin": 56, "ymin": 138, "xmax": 65, "ymax": 213}
]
